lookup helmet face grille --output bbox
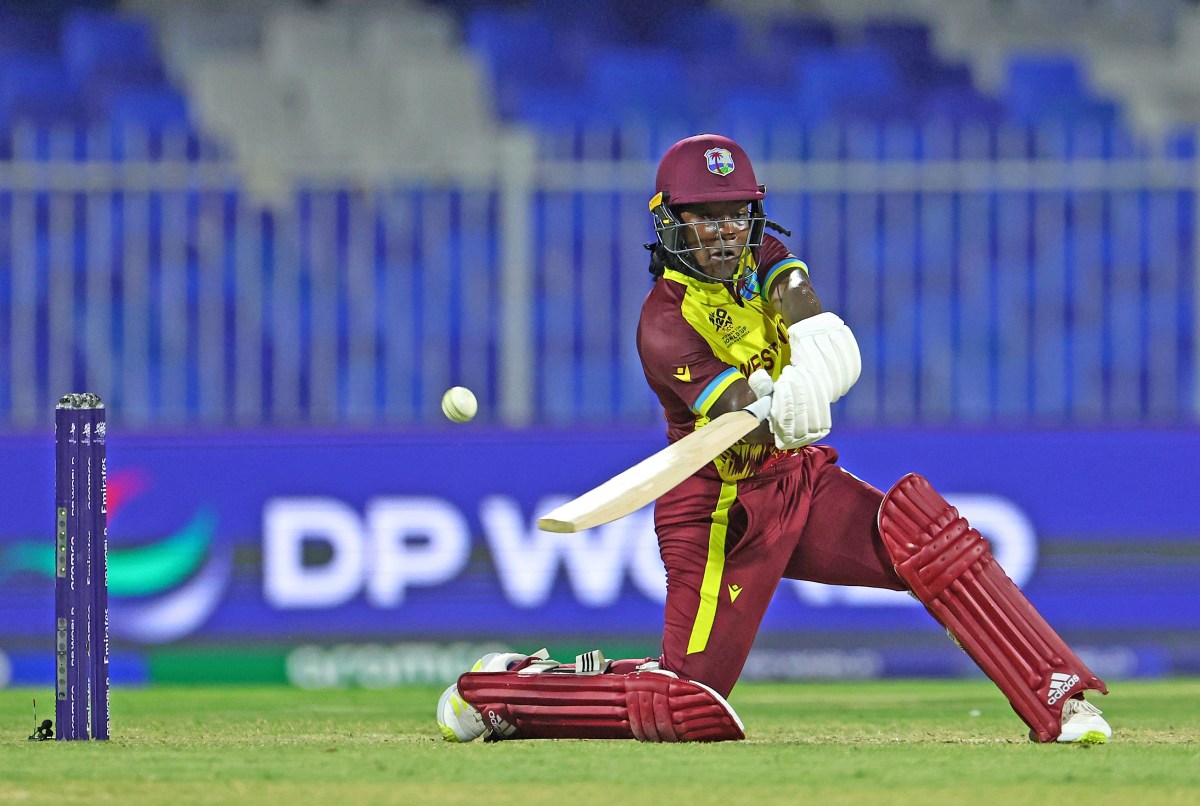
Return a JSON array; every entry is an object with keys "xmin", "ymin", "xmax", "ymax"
[{"xmin": 649, "ymin": 195, "xmax": 767, "ymax": 282}]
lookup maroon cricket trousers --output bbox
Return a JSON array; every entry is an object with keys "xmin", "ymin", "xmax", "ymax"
[{"xmin": 655, "ymin": 445, "xmax": 906, "ymax": 697}]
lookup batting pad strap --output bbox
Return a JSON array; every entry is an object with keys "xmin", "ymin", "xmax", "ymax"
[
  {"xmin": 574, "ymin": 649, "xmax": 612, "ymax": 675},
  {"xmin": 878, "ymin": 474, "xmax": 1107, "ymax": 743},
  {"xmin": 456, "ymin": 670, "xmax": 745, "ymax": 743}
]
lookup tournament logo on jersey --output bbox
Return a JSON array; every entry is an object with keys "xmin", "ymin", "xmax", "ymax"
[
  {"xmin": 708, "ymin": 309, "xmax": 734, "ymax": 333},
  {"xmin": 704, "ymin": 147, "xmax": 734, "ymax": 176}
]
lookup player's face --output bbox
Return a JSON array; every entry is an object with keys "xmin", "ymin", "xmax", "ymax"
[{"xmin": 677, "ymin": 201, "xmax": 753, "ymax": 279}]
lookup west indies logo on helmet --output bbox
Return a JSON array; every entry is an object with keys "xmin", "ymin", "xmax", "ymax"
[
  {"xmin": 646, "ymin": 134, "xmax": 774, "ymax": 302},
  {"xmin": 704, "ymin": 147, "xmax": 735, "ymax": 176}
]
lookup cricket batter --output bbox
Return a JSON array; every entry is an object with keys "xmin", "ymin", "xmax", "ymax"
[{"xmin": 438, "ymin": 134, "xmax": 1112, "ymax": 745}]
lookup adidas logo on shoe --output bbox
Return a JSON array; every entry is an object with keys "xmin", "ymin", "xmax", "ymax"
[{"xmin": 1046, "ymin": 672, "xmax": 1080, "ymax": 705}]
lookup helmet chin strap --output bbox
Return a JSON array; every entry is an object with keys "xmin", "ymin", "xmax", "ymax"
[{"xmin": 677, "ymin": 253, "xmax": 750, "ymax": 305}]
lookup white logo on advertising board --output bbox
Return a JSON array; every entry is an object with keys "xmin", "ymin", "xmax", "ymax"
[{"xmin": 262, "ymin": 494, "xmax": 1035, "ymax": 610}]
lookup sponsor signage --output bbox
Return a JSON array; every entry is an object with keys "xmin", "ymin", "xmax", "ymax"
[{"xmin": 1, "ymin": 428, "xmax": 1196, "ymax": 657}]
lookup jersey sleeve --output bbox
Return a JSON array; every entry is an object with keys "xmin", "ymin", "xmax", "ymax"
[
  {"xmin": 637, "ymin": 291, "xmax": 741, "ymax": 417},
  {"xmin": 755, "ymin": 234, "xmax": 810, "ymax": 299}
]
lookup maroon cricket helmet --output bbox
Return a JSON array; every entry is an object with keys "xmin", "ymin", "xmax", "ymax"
[{"xmin": 654, "ymin": 134, "xmax": 766, "ymax": 206}]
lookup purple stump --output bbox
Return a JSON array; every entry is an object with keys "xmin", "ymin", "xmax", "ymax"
[
  {"xmin": 89, "ymin": 406, "xmax": 110, "ymax": 739},
  {"xmin": 54, "ymin": 393, "xmax": 109, "ymax": 741}
]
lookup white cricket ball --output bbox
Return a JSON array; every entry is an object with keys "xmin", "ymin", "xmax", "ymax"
[{"xmin": 441, "ymin": 386, "xmax": 478, "ymax": 423}]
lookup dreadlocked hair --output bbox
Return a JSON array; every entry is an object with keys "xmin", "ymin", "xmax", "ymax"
[
  {"xmin": 645, "ymin": 241, "xmax": 671, "ymax": 279},
  {"xmin": 765, "ymin": 219, "xmax": 792, "ymax": 237}
]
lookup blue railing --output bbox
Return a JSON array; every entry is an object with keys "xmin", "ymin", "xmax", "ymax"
[{"xmin": 0, "ymin": 121, "xmax": 1196, "ymax": 430}]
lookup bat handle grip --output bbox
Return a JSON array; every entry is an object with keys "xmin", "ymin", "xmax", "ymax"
[{"xmin": 743, "ymin": 393, "xmax": 772, "ymax": 422}]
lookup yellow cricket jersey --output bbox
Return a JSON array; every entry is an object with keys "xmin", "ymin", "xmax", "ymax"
[{"xmin": 636, "ymin": 234, "xmax": 810, "ymax": 481}]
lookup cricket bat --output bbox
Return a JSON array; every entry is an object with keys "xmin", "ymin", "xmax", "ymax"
[{"xmin": 537, "ymin": 395, "xmax": 772, "ymax": 533}]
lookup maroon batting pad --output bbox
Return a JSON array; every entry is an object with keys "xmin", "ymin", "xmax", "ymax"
[
  {"xmin": 878, "ymin": 473, "xmax": 1107, "ymax": 742},
  {"xmin": 456, "ymin": 669, "xmax": 745, "ymax": 742}
]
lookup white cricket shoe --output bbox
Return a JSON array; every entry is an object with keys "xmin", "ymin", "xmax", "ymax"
[
  {"xmin": 436, "ymin": 683, "xmax": 484, "ymax": 743},
  {"xmin": 435, "ymin": 652, "xmax": 529, "ymax": 743},
  {"xmin": 1056, "ymin": 698, "xmax": 1111, "ymax": 744}
]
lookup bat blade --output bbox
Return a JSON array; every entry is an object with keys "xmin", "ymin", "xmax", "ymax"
[{"xmin": 537, "ymin": 403, "xmax": 767, "ymax": 533}]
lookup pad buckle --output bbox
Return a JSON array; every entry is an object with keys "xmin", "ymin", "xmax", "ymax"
[{"xmin": 574, "ymin": 649, "xmax": 612, "ymax": 675}]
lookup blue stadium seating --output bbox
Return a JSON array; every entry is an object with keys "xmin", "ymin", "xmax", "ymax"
[
  {"xmin": 0, "ymin": 10, "xmax": 62, "ymax": 54},
  {"xmin": 764, "ymin": 16, "xmax": 838, "ymax": 54},
  {"xmin": 588, "ymin": 48, "xmax": 693, "ymax": 120},
  {"xmin": 1005, "ymin": 55, "xmax": 1118, "ymax": 126},
  {"xmin": 465, "ymin": 10, "xmax": 587, "ymax": 121},
  {"xmin": 661, "ymin": 7, "xmax": 744, "ymax": 54},
  {"xmin": 3, "ymin": 0, "xmax": 1192, "ymax": 429},
  {"xmin": 60, "ymin": 9, "xmax": 161, "ymax": 84},
  {"xmin": 0, "ymin": 53, "xmax": 81, "ymax": 130},
  {"xmin": 793, "ymin": 47, "xmax": 910, "ymax": 124},
  {"xmin": 0, "ymin": 5, "xmax": 189, "ymax": 138},
  {"xmin": 85, "ymin": 79, "xmax": 187, "ymax": 128},
  {"xmin": 861, "ymin": 19, "xmax": 934, "ymax": 74},
  {"xmin": 456, "ymin": 3, "xmax": 1123, "ymax": 135}
]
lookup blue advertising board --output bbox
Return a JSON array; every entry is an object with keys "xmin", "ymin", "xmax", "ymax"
[{"xmin": 1, "ymin": 427, "xmax": 1197, "ymax": 684}]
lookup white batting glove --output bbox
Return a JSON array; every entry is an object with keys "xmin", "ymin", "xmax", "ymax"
[
  {"xmin": 787, "ymin": 312, "xmax": 861, "ymax": 403},
  {"xmin": 746, "ymin": 368, "xmax": 773, "ymax": 400},
  {"xmin": 768, "ymin": 364, "xmax": 832, "ymax": 450}
]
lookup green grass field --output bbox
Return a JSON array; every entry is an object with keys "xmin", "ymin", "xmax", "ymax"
[{"xmin": 2, "ymin": 679, "xmax": 1198, "ymax": 804}]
